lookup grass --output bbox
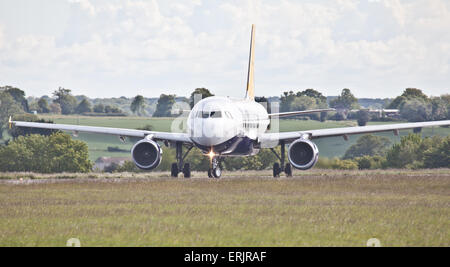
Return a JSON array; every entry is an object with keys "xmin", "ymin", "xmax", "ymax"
[
  {"xmin": 0, "ymin": 169, "xmax": 448, "ymax": 246},
  {"xmin": 36, "ymin": 115, "xmax": 450, "ymax": 160}
]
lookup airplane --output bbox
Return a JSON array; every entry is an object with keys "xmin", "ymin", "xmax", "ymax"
[{"xmin": 10, "ymin": 25, "xmax": 450, "ymax": 178}]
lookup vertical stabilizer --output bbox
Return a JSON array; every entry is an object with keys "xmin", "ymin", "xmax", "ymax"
[{"xmin": 245, "ymin": 24, "xmax": 256, "ymax": 101}]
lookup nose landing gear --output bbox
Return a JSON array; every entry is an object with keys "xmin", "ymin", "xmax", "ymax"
[{"xmin": 208, "ymin": 156, "xmax": 222, "ymax": 178}]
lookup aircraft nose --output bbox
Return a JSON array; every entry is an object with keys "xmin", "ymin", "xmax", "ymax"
[{"xmin": 190, "ymin": 119, "xmax": 236, "ymax": 146}]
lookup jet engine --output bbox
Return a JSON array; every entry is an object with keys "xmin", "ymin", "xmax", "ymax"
[
  {"xmin": 288, "ymin": 139, "xmax": 319, "ymax": 170},
  {"xmin": 131, "ymin": 138, "xmax": 162, "ymax": 170}
]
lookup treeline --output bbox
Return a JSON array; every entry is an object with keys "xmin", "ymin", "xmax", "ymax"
[
  {"xmin": 0, "ymin": 131, "xmax": 447, "ymax": 173},
  {"xmin": 37, "ymin": 87, "xmax": 125, "ymax": 116},
  {"xmin": 132, "ymin": 88, "xmax": 212, "ymax": 117},
  {"xmin": 316, "ymin": 134, "xmax": 449, "ymax": 170},
  {"xmin": 277, "ymin": 87, "xmax": 450, "ymax": 125},
  {"xmin": 105, "ymin": 133, "xmax": 449, "ymax": 173},
  {"xmin": 387, "ymin": 88, "xmax": 449, "ymax": 122},
  {"xmin": 4, "ymin": 84, "xmax": 450, "ymax": 123}
]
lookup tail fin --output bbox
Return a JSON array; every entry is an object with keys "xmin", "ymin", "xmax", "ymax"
[{"xmin": 245, "ymin": 24, "xmax": 256, "ymax": 101}]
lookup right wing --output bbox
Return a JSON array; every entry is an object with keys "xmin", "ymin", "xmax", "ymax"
[
  {"xmin": 10, "ymin": 119, "xmax": 192, "ymax": 144},
  {"xmin": 260, "ymin": 120, "xmax": 450, "ymax": 146},
  {"xmin": 268, "ymin": 108, "xmax": 335, "ymax": 118}
]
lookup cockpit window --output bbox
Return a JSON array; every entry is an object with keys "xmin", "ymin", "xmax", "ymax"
[
  {"xmin": 210, "ymin": 111, "xmax": 222, "ymax": 118},
  {"xmin": 197, "ymin": 110, "xmax": 222, "ymax": 118}
]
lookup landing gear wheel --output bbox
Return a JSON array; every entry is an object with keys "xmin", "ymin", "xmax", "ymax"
[
  {"xmin": 285, "ymin": 163, "xmax": 293, "ymax": 177},
  {"xmin": 183, "ymin": 163, "xmax": 191, "ymax": 178},
  {"xmin": 212, "ymin": 167, "xmax": 222, "ymax": 178},
  {"xmin": 273, "ymin": 163, "xmax": 281, "ymax": 178},
  {"xmin": 171, "ymin": 163, "xmax": 179, "ymax": 177}
]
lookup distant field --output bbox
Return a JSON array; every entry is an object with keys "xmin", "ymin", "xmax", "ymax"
[
  {"xmin": 0, "ymin": 169, "xmax": 448, "ymax": 246},
  {"xmin": 37, "ymin": 115, "xmax": 450, "ymax": 161}
]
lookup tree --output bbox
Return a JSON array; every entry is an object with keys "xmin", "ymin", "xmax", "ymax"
[
  {"xmin": 343, "ymin": 134, "xmax": 391, "ymax": 159},
  {"xmin": 8, "ymin": 114, "xmax": 58, "ymax": 138},
  {"xmin": 153, "ymin": 94, "xmax": 176, "ymax": 117},
  {"xmin": 355, "ymin": 155, "xmax": 385, "ymax": 170},
  {"xmin": 387, "ymin": 88, "xmax": 429, "ymax": 109},
  {"xmin": 280, "ymin": 91, "xmax": 296, "ymax": 112},
  {"xmin": 400, "ymin": 98, "xmax": 432, "ymax": 122},
  {"xmin": 0, "ymin": 132, "xmax": 92, "ymax": 173},
  {"xmin": 401, "ymin": 88, "xmax": 428, "ymax": 100},
  {"xmin": 329, "ymin": 88, "xmax": 359, "ymax": 110},
  {"xmin": 189, "ymin": 88, "xmax": 214, "ymax": 108},
  {"xmin": 431, "ymin": 97, "xmax": 448, "ymax": 121},
  {"xmin": 93, "ymin": 103, "xmax": 105, "ymax": 113},
  {"xmin": 49, "ymin": 103, "xmax": 62, "ymax": 114},
  {"xmin": 53, "ymin": 87, "xmax": 78, "ymax": 115},
  {"xmin": 37, "ymin": 97, "xmax": 50, "ymax": 113},
  {"xmin": 356, "ymin": 110, "xmax": 370, "ymax": 126},
  {"xmin": 0, "ymin": 86, "xmax": 29, "ymax": 112},
  {"xmin": 104, "ymin": 105, "xmax": 122, "ymax": 114},
  {"xmin": 279, "ymin": 89, "xmax": 329, "ymax": 120},
  {"xmin": 385, "ymin": 134, "xmax": 430, "ymax": 169},
  {"xmin": 291, "ymin": 96, "xmax": 316, "ymax": 112},
  {"xmin": 130, "ymin": 95, "xmax": 146, "ymax": 116},
  {"xmin": 423, "ymin": 136, "xmax": 450, "ymax": 168},
  {"xmin": 0, "ymin": 91, "xmax": 24, "ymax": 139},
  {"xmin": 387, "ymin": 96, "xmax": 407, "ymax": 109},
  {"xmin": 298, "ymin": 89, "xmax": 327, "ymax": 102},
  {"xmin": 75, "ymin": 98, "xmax": 92, "ymax": 114}
]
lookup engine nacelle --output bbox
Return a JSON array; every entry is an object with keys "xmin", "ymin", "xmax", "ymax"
[
  {"xmin": 131, "ymin": 138, "xmax": 162, "ymax": 170},
  {"xmin": 288, "ymin": 139, "xmax": 319, "ymax": 170}
]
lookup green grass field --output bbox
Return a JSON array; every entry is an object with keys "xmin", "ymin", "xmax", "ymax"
[
  {"xmin": 0, "ymin": 169, "xmax": 448, "ymax": 246},
  {"xmin": 37, "ymin": 115, "xmax": 450, "ymax": 161}
]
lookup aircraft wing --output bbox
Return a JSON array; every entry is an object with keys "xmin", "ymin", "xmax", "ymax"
[
  {"xmin": 260, "ymin": 120, "xmax": 450, "ymax": 146},
  {"xmin": 10, "ymin": 120, "xmax": 192, "ymax": 144},
  {"xmin": 268, "ymin": 108, "xmax": 335, "ymax": 118}
]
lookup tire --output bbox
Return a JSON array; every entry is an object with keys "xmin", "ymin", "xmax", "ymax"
[
  {"xmin": 273, "ymin": 163, "xmax": 281, "ymax": 178},
  {"xmin": 183, "ymin": 163, "xmax": 191, "ymax": 178},
  {"xmin": 212, "ymin": 167, "xmax": 222, "ymax": 178},
  {"xmin": 285, "ymin": 163, "xmax": 293, "ymax": 177},
  {"xmin": 171, "ymin": 163, "xmax": 178, "ymax": 177}
]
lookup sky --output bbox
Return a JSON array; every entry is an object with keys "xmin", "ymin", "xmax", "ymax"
[{"xmin": 0, "ymin": 0, "xmax": 449, "ymax": 99}]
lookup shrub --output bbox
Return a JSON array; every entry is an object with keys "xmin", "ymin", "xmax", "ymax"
[
  {"xmin": 331, "ymin": 159, "xmax": 358, "ymax": 170},
  {"xmin": 0, "ymin": 132, "xmax": 92, "ymax": 173}
]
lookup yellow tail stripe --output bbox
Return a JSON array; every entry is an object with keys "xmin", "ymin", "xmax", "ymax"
[{"xmin": 246, "ymin": 24, "xmax": 255, "ymax": 100}]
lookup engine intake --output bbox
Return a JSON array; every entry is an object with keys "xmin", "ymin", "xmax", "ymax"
[
  {"xmin": 131, "ymin": 138, "xmax": 162, "ymax": 170},
  {"xmin": 288, "ymin": 139, "xmax": 319, "ymax": 170}
]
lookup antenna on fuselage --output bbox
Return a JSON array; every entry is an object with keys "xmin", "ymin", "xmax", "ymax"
[{"xmin": 245, "ymin": 24, "xmax": 256, "ymax": 101}]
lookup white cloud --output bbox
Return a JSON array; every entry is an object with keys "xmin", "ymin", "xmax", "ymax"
[
  {"xmin": 0, "ymin": 0, "xmax": 449, "ymax": 98},
  {"xmin": 68, "ymin": 0, "xmax": 97, "ymax": 16}
]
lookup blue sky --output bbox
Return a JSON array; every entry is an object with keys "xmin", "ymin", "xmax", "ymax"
[{"xmin": 0, "ymin": 0, "xmax": 449, "ymax": 98}]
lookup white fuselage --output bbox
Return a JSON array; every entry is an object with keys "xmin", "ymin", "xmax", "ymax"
[{"xmin": 187, "ymin": 96, "xmax": 270, "ymax": 155}]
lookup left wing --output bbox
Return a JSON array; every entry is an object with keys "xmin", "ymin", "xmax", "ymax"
[
  {"xmin": 260, "ymin": 120, "xmax": 450, "ymax": 146},
  {"xmin": 10, "ymin": 119, "xmax": 192, "ymax": 144},
  {"xmin": 268, "ymin": 108, "xmax": 335, "ymax": 118}
]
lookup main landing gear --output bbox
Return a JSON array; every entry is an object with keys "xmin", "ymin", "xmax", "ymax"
[
  {"xmin": 171, "ymin": 142, "xmax": 193, "ymax": 178},
  {"xmin": 270, "ymin": 140, "xmax": 293, "ymax": 178},
  {"xmin": 208, "ymin": 156, "xmax": 222, "ymax": 179}
]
